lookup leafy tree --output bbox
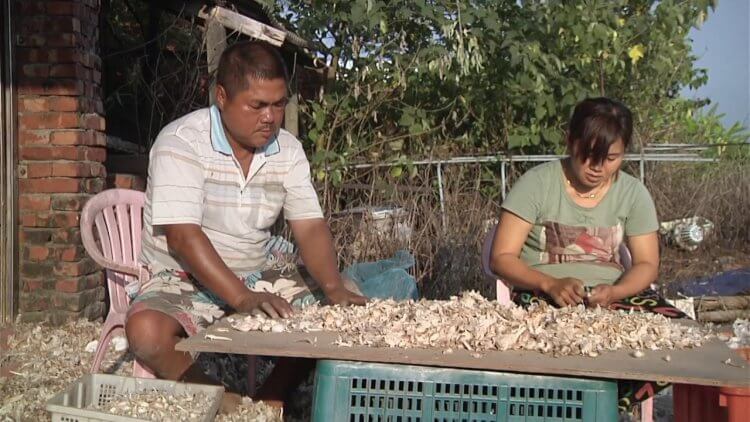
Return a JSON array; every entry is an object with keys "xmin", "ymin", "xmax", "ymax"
[{"xmin": 258, "ymin": 0, "xmax": 747, "ymax": 185}]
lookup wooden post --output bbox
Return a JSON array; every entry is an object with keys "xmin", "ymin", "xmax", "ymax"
[
  {"xmin": 205, "ymin": 17, "xmax": 226, "ymax": 105},
  {"xmin": 284, "ymin": 65, "xmax": 299, "ymax": 137}
]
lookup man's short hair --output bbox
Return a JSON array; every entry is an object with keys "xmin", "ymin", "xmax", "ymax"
[{"xmin": 216, "ymin": 41, "xmax": 289, "ymax": 98}]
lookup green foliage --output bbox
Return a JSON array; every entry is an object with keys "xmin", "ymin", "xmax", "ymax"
[{"xmin": 261, "ymin": 0, "xmax": 735, "ymax": 184}]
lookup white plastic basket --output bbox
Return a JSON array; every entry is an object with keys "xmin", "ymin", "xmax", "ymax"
[{"xmin": 46, "ymin": 374, "xmax": 223, "ymax": 422}]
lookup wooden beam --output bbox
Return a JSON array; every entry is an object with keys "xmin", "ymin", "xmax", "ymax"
[
  {"xmin": 199, "ymin": 6, "xmax": 285, "ymax": 47},
  {"xmin": 205, "ymin": 16, "xmax": 227, "ymax": 105},
  {"xmin": 284, "ymin": 64, "xmax": 299, "ymax": 136}
]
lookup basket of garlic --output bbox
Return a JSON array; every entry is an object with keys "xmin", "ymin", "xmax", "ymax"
[{"xmin": 46, "ymin": 374, "xmax": 223, "ymax": 422}]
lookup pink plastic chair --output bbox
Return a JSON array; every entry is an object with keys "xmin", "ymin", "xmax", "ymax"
[
  {"xmin": 81, "ymin": 188, "xmax": 261, "ymax": 393},
  {"xmin": 481, "ymin": 223, "xmax": 652, "ymax": 422},
  {"xmin": 80, "ymin": 188, "xmax": 154, "ymax": 378}
]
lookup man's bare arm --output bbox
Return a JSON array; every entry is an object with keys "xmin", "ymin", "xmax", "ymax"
[{"xmin": 287, "ymin": 218, "xmax": 366, "ymax": 305}]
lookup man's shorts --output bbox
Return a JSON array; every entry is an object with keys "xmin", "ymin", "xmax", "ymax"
[{"xmin": 126, "ymin": 237, "xmax": 320, "ymax": 336}]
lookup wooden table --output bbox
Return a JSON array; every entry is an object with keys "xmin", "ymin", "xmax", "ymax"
[{"xmin": 177, "ymin": 320, "xmax": 750, "ymax": 420}]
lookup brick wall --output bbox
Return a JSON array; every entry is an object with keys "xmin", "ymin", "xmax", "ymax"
[{"xmin": 15, "ymin": 0, "xmax": 106, "ymax": 324}]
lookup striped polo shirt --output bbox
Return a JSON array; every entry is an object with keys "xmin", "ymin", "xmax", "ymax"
[{"xmin": 139, "ymin": 106, "xmax": 323, "ymax": 274}]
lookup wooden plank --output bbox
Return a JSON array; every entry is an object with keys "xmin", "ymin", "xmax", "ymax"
[
  {"xmin": 199, "ymin": 6, "xmax": 285, "ymax": 47},
  {"xmin": 177, "ymin": 320, "xmax": 750, "ymax": 388}
]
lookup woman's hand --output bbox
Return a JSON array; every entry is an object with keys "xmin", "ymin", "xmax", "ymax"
[
  {"xmin": 543, "ymin": 277, "xmax": 586, "ymax": 307},
  {"xmin": 587, "ymin": 284, "xmax": 616, "ymax": 308}
]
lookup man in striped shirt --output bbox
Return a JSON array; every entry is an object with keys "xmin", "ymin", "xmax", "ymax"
[{"xmin": 125, "ymin": 41, "xmax": 365, "ymax": 410}]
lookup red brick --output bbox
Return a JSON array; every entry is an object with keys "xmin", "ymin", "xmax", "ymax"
[
  {"xmin": 85, "ymin": 147, "xmax": 106, "ymax": 162},
  {"xmin": 49, "ymin": 47, "xmax": 81, "ymax": 63},
  {"xmin": 51, "ymin": 227, "xmax": 80, "ymax": 244},
  {"xmin": 54, "ymin": 278, "xmax": 84, "ymax": 294},
  {"xmin": 51, "ymin": 161, "xmax": 103, "ymax": 177},
  {"xmin": 19, "ymin": 98, "xmax": 47, "ymax": 112},
  {"xmin": 48, "ymin": 97, "xmax": 81, "ymax": 112},
  {"xmin": 81, "ymin": 113, "xmax": 105, "ymax": 131},
  {"xmin": 18, "ymin": 97, "xmax": 80, "ymax": 112},
  {"xmin": 19, "ymin": 79, "xmax": 83, "ymax": 96},
  {"xmin": 25, "ymin": 162, "xmax": 52, "ymax": 178},
  {"xmin": 19, "ymin": 178, "xmax": 80, "ymax": 193},
  {"xmin": 18, "ymin": 130, "xmax": 49, "ymax": 146},
  {"xmin": 50, "ymin": 130, "xmax": 89, "ymax": 145},
  {"xmin": 21, "ymin": 213, "xmax": 39, "ymax": 227},
  {"xmin": 27, "ymin": 246, "xmax": 50, "ymax": 261},
  {"xmin": 16, "ymin": 49, "xmax": 45, "ymax": 63},
  {"xmin": 82, "ymin": 177, "xmax": 105, "ymax": 193},
  {"xmin": 19, "ymin": 1, "xmax": 46, "ymax": 14},
  {"xmin": 59, "ymin": 245, "xmax": 84, "ymax": 262},
  {"xmin": 51, "ymin": 194, "xmax": 89, "ymax": 211},
  {"xmin": 19, "ymin": 112, "xmax": 79, "ymax": 130},
  {"xmin": 19, "ymin": 194, "xmax": 51, "ymax": 211},
  {"xmin": 47, "ymin": 2, "xmax": 83, "ymax": 16},
  {"xmin": 51, "ymin": 212, "xmax": 80, "ymax": 228},
  {"xmin": 23, "ymin": 34, "xmax": 48, "ymax": 47},
  {"xmin": 49, "ymin": 63, "xmax": 85, "ymax": 78},
  {"xmin": 54, "ymin": 258, "xmax": 98, "ymax": 277},
  {"xmin": 21, "ymin": 279, "xmax": 45, "ymax": 292},
  {"xmin": 92, "ymin": 131, "xmax": 106, "ymax": 146},
  {"xmin": 20, "ymin": 227, "xmax": 56, "ymax": 244},
  {"xmin": 109, "ymin": 174, "xmax": 132, "ymax": 189},
  {"xmin": 20, "ymin": 146, "xmax": 81, "ymax": 160},
  {"xmin": 34, "ymin": 17, "xmax": 81, "ymax": 34},
  {"xmin": 21, "ymin": 64, "xmax": 50, "ymax": 78}
]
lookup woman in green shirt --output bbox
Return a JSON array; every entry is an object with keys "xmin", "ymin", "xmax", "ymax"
[
  {"xmin": 491, "ymin": 97, "xmax": 681, "ymax": 313},
  {"xmin": 490, "ymin": 97, "xmax": 685, "ymax": 412}
]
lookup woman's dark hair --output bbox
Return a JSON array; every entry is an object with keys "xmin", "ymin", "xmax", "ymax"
[
  {"xmin": 216, "ymin": 40, "xmax": 289, "ymax": 98},
  {"xmin": 567, "ymin": 97, "xmax": 633, "ymax": 164}
]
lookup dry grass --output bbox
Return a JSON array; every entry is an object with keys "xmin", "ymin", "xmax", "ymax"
[
  {"xmin": 645, "ymin": 159, "xmax": 750, "ymax": 248},
  {"xmin": 317, "ymin": 158, "xmax": 749, "ymax": 299}
]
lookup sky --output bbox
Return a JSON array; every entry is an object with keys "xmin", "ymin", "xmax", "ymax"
[{"xmin": 683, "ymin": 0, "xmax": 750, "ymax": 129}]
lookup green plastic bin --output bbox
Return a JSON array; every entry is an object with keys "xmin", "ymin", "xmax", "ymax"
[{"xmin": 312, "ymin": 360, "xmax": 617, "ymax": 422}]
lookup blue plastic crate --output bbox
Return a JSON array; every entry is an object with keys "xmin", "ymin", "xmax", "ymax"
[{"xmin": 312, "ymin": 360, "xmax": 617, "ymax": 422}]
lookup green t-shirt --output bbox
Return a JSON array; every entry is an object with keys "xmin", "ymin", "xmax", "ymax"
[{"xmin": 501, "ymin": 160, "xmax": 658, "ymax": 286}]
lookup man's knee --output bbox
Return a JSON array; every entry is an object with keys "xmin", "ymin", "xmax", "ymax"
[{"xmin": 125, "ymin": 311, "xmax": 181, "ymax": 361}]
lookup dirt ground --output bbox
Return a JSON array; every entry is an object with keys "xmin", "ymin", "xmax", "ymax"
[{"xmin": 659, "ymin": 246, "xmax": 750, "ymax": 287}]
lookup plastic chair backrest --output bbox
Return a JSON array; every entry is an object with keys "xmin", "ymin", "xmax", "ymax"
[
  {"xmin": 482, "ymin": 224, "xmax": 634, "ymax": 303},
  {"xmin": 80, "ymin": 189, "xmax": 147, "ymax": 315}
]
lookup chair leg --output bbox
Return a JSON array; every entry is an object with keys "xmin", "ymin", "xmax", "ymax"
[
  {"xmin": 90, "ymin": 324, "xmax": 121, "ymax": 374},
  {"xmin": 247, "ymin": 355, "xmax": 257, "ymax": 397},
  {"xmin": 640, "ymin": 397, "xmax": 653, "ymax": 422}
]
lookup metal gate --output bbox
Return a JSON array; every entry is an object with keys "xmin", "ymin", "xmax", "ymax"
[{"xmin": 0, "ymin": 0, "xmax": 16, "ymax": 324}]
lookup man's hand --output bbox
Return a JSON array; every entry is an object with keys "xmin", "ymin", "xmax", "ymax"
[
  {"xmin": 543, "ymin": 277, "xmax": 586, "ymax": 307},
  {"xmin": 234, "ymin": 291, "xmax": 294, "ymax": 319},
  {"xmin": 587, "ymin": 284, "xmax": 616, "ymax": 308},
  {"xmin": 324, "ymin": 285, "xmax": 367, "ymax": 306}
]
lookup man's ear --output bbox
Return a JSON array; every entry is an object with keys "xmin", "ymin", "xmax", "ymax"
[{"xmin": 215, "ymin": 85, "xmax": 227, "ymax": 110}]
